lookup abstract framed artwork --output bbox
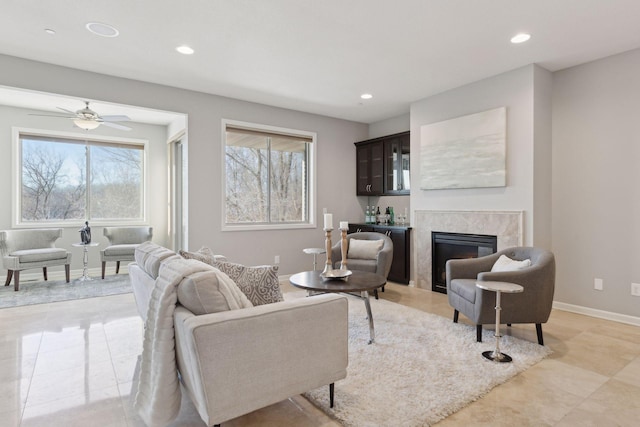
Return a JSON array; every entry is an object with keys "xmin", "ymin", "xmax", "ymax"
[{"xmin": 420, "ymin": 107, "xmax": 506, "ymax": 190}]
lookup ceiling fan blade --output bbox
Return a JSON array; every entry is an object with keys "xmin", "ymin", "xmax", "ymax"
[
  {"xmin": 100, "ymin": 115, "xmax": 131, "ymax": 122},
  {"xmin": 57, "ymin": 107, "xmax": 77, "ymax": 115},
  {"xmin": 28, "ymin": 113, "xmax": 75, "ymax": 118},
  {"xmin": 102, "ymin": 121, "xmax": 132, "ymax": 131}
]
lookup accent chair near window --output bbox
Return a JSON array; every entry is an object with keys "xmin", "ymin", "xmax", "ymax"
[
  {"xmin": 101, "ymin": 226, "xmax": 153, "ymax": 279},
  {"xmin": 0, "ymin": 228, "xmax": 71, "ymax": 291}
]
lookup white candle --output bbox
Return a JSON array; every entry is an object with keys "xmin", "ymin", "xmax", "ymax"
[
  {"xmin": 339, "ymin": 221, "xmax": 349, "ymax": 230},
  {"xmin": 324, "ymin": 213, "xmax": 333, "ymax": 229}
]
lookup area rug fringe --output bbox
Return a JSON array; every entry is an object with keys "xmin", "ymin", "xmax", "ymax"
[{"xmin": 287, "ymin": 292, "xmax": 552, "ymax": 427}]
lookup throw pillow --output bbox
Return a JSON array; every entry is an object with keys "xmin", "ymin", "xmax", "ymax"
[
  {"xmin": 213, "ymin": 260, "xmax": 284, "ymax": 306},
  {"xmin": 179, "ymin": 246, "xmax": 216, "ymax": 266},
  {"xmin": 491, "ymin": 254, "xmax": 532, "ymax": 272},
  {"xmin": 347, "ymin": 239, "xmax": 384, "ymax": 260},
  {"xmin": 177, "ymin": 268, "xmax": 253, "ymax": 315}
]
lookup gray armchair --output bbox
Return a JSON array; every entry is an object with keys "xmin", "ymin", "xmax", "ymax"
[
  {"xmin": 446, "ymin": 247, "xmax": 555, "ymax": 345},
  {"xmin": 331, "ymin": 232, "xmax": 393, "ymax": 297},
  {"xmin": 1, "ymin": 228, "xmax": 71, "ymax": 291},
  {"xmin": 101, "ymin": 226, "xmax": 153, "ymax": 279}
]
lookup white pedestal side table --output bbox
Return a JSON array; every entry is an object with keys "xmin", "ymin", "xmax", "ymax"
[
  {"xmin": 475, "ymin": 281, "xmax": 524, "ymax": 363},
  {"xmin": 72, "ymin": 242, "xmax": 100, "ymax": 281},
  {"xmin": 302, "ymin": 248, "xmax": 326, "ymax": 271}
]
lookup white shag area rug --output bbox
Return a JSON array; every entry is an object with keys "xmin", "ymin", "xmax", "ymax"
[{"xmin": 289, "ymin": 292, "xmax": 552, "ymax": 427}]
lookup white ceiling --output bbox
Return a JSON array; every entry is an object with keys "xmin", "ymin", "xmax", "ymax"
[{"xmin": 1, "ymin": 0, "xmax": 640, "ymax": 124}]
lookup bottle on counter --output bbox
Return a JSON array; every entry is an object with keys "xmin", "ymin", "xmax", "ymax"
[
  {"xmin": 389, "ymin": 207, "xmax": 395, "ymax": 225},
  {"xmin": 376, "ymin": 206, "xmax": 381, "ymax": 224},
  {"xmin": 365, "ymin": 206, "xmax": 370, "ymax": 224}
]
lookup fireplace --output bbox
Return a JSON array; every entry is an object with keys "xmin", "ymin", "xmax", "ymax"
[{"xmin": 431, "ymin": 232, "xmax": 497, "ymax": 293}]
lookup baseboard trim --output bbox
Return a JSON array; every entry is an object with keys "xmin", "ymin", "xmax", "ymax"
[{"xmin": 553, "ymin": 301, "xmax": 640, "ymax": 327}]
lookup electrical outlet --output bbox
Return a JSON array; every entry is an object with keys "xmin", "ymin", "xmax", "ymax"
[
  {"xmin": 631, "ymin": 283, "xmax": 640, "ymax": 297},
  {"xmin": 274, "ymin": 255, "xmax": 280, "ymax": 264},
  {"xmin": 594, "ymin": 278, "xmax": 603, "ymax": 291}
]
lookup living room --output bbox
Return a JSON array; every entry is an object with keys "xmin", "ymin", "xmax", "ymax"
[{"xmin": 1, "ymin": 2, "xmax": 639, "ymax": 426}]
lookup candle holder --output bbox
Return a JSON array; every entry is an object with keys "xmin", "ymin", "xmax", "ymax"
[
  {"xmin": 340, "ymin": 228, "xmax": 348, "ymax": 270},
  {"xmin": 322, "ymin": 228, "xmax": 333, "ymax": 275}
]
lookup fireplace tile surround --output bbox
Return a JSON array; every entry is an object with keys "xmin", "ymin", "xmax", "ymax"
[{"xmin": 414, "ymin": 210, "xmax": 523, "ymax": 290}]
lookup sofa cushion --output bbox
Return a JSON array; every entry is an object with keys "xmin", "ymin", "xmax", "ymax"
[
  {"xmin": 179, "ymin": 246, "xmax": 217, "ymax": 266},
  {"xmin": 491, "ymin": 254, "xmax": 531, "ymax": 272},
  {"xmin": 177, "ymin": 268, "xmax": 253, "ymax": 315},
  {"xmin": 213, "ymin": 260, "xmax": 283, "ymax": 306},
  {"xmin": 348, "ymin": 239, "xmax": 384, "ymax": 260},
  {"xmin": 134, "ymin": 241, "xmax": 180, "ymax": 279}
]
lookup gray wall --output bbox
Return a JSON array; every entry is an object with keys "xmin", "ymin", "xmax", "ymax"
[
  {"xmin": 0, "ymin": 103, "xmax": 169, "ymax": 276},
  {"xmin": 552, "ymin": 48, "xmax": 640, "ymax": 317},
  {"xmin": 409, "ymin": 64, "xmax": 553, "ymax": 247},
  {"xmin": 0, "ymin": 54, "xmax": 368, "ymax": 277}
]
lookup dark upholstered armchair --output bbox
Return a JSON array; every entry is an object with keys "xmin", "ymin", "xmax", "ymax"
[
  {"xmin": 446, "ymin": 247, "xmax": 555, "ymax": 345},
  {"xmin": 330, "ymin": 232, "xmax": 393, "ymax": 297},
  {"xmin": 101, "ymin": 226, "xmax": 153, "ymax": 279}
]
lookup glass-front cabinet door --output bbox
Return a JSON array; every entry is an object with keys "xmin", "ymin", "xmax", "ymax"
[{"xmin": 384, "ymin": 131, "xmax": 410, "ymax": 195}]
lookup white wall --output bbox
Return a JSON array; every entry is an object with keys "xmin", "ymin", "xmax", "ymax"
[
  {"xmin": 409, "ymin": 64, "xmax": 553, "ymax": 247},
  {"xmin": 0, "ymin": 104, "xmax": 169, "ymax": 276},
  {"xmin": 552, "ymin": 48, "xmax": 640, "ymax": 317},
  {"xmin": 368, "ymin": 114, "xmax": 410, "ymax": 139},
  {"xmin": 0, "ymin": 54, "xmax": 368, "ymax": 276}
]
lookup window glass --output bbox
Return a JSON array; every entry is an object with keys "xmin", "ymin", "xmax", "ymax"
[
  {"xmin": 224, "ymin": 123, "xmax": 313, "ymax": 227},
  {"xmin": 19, "ymin": 133, "xmax": 144, "ymax": 223}
]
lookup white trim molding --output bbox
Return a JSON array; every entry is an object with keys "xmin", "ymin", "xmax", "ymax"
[{"xmin": 553, "ymin": 301, "xmax": 640, "ymax": 327}]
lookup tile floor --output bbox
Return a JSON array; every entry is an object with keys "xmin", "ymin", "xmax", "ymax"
[{"xmin": 1, "ymin": 281, "xmax": 639, "ymax": 426}]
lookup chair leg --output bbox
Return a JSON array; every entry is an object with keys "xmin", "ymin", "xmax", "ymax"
[
  {"xmin": 536, "ymin": 323, "xmax": 544, "ymax": 346},
  {"xmin": 453, "ymin": 309, "xmax": 459, "ymax": 323},
  {"xmin": 102, "ymin": 262, "xmax": 106, "ymax": 279},
  {"xmin": 476, "ymin": 324, "xmax": 482, "ymax": 342},
  {"xmin": 381, "ymin": 285, "xmax": 385, "ymax": 292},
  {"xmin": 65, "ymin": 264, "xmax": 70, "ymax": 283},
  {"xmin": 374, "ymin": 288, "xmax": 379, "ymax": 300},
  {"xmin": 4, "ymin": 270, "xmax": 12, "ymax": 286},
  {"xmin": 116, "ymin": 261, "xmax": 120, "ymax": 274},
  {"xmin": 43, "ymin": 267, "xmax": 48, "ymax": 281},
  {"xmin": 329, "ymin": 383, "xmax": 335, "ymax": 408},
  {"xmin": 14, "ymin": 271, "xmax": 20, "ymax": 291}
]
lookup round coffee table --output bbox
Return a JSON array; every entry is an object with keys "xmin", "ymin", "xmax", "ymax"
[
  {"xmin": 289, "ymin": 270, "xmax": 386, "ymax": 344},
  {"xmin": 476, "ymin": 281, "xmax": 524, "ymax": 362}
]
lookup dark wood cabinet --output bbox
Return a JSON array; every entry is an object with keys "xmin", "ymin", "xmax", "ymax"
[
  {"xmin": 347, "ymin": 224, "xmax": 411, "ymax": 284},
  {"xmin": 356, "ymin": 141, "xmax": 384, "ymax": 195},
  {"xmin": 355, "ymin": 131, "xmax": 409, "ymax": 196},
  {"xmin": 384, "ymin": 132, "xmax": 410, "ymax": 195}
]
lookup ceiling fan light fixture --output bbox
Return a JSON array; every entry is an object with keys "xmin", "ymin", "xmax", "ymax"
[{"xmin": 74, "ymin": 118, "xmax": 100, "ymax": 130}]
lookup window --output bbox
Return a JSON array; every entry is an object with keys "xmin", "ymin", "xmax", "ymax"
[
  {"xmin": 16, "ymin": 131, "xmax": 146, "ymax": 224},
  {"xmin": 223, "ymin": 120, "xmax": 315, "ymax": 229}
]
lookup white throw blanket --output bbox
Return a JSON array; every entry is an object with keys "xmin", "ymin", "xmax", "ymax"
[{"xmin": 134, "ymin": 258, "xmax": 212, "ymax": 427}]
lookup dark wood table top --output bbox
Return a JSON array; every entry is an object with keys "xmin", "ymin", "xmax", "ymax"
[{"xmin": 289, "ymin": 270, "xmax": 386, "ymax": 293}]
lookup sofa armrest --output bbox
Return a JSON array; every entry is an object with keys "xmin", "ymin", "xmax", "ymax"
[{"xmin": 174, "ymin": 293, "xmax": 348, "ymax": 426}]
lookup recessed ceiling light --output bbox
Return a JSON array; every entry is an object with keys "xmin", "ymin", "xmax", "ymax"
[
  {"xmin": 176, "ymin": 45, "xmax": 195, "ymax": 55},
  {"xmin": 360, "ymin": 93, "xmax": 373, "ymax": 100},
  {"xmin": 44, "ymin": 28, "xmax": 56, "ymax": 35},
  {"xmin": 86, "ymin": 22, "xmax": 119, "ymax": 38},
  {"xmin": 510, "ymin": 33, "xmax": 531, "ymax": 44}
]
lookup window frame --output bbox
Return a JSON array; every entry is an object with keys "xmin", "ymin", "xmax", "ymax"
[
  {"xmin": 221, "ymin": 119, "xmax": 317, "ymax": 231},
  {"xmin": 12, "ymin": 127, "xmax": 149, "ymax": 228}
]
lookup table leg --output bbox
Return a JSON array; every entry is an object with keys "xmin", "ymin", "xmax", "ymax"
[
  {"xmin": 79, "ymin": 245, "xmax": 92, "ymax": 281},
  {"xmin": 482, "ymin": 290, "xmax": 512, "ymax": 362},
  {"xmin": 362, "ymin": 291, "xmax": 375, "ymax": 345}
]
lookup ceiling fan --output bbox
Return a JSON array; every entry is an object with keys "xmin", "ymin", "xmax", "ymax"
[{"xmin": 30, "ymin": 101, "xmax": 132, "ymax": 131}]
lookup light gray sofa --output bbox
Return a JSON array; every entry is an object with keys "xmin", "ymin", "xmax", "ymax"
[
  {"xmin": 446, "ymin": 246, "xmax": 556, "ymax": 345},
  {"xmin": 1, "ymin": 228, "xmax": 71, "ymax": 291},
  {"xmin": 128, "ymin": 242, "xmax": 349, "ymax": 426}
]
